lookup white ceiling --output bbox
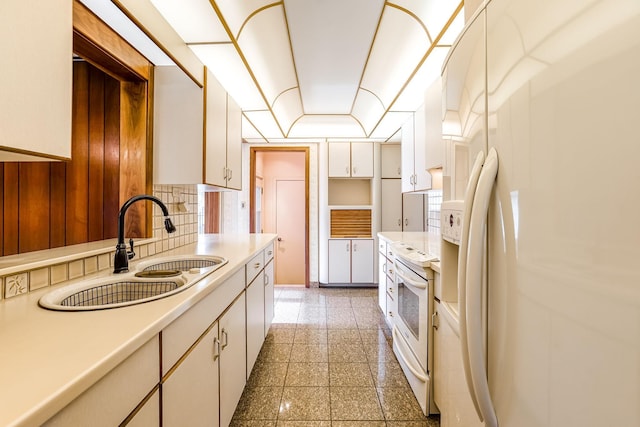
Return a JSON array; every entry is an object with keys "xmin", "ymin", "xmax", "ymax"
[{"xmin": 138, "ymin": 0, "xmax": 465, "ymax": 142}]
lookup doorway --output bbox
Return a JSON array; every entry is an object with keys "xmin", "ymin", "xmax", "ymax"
[{"xmin": 250, "ymin": 147, "xmax": 309, "ymax": 287}]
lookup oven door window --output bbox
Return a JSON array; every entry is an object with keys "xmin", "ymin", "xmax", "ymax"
[{"xmin": 398, "ymin": 279, "xmax": 420, "ymax": 339}]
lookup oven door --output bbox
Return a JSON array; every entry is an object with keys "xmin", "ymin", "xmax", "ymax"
[{"xmin": 393, "ymin": 258, "xmax": 430, "ymax": 371}]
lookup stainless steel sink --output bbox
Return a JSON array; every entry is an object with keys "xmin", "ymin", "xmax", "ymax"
[{"xmin": 39, "ymin": 255, "xmax": 227, "ymax": 311}]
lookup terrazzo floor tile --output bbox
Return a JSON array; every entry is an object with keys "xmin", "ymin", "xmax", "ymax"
[
  {"xmin": 278, "ymin": 387, "xmax": 331, "ymax": 420},
  {"xmin": 293, "ymin": 328, "xmax": 328, "ymax": 344},
  {"xmin": 289, "ymin": 344, "xmax": 329, "ymax": 362},
  {"xmin": 285, "ymin": 362, "xmax": 329, "ymax": 386},
  {"xmin": 233, "ymin": 286, "xmax": 439, "ymax": 426},
  {"xmin": 329, "ymin": 362, "xmax": 374, "ymax": 386},
  {"xmin": 376, "ymin": 387, "xmax": 427, "ymax": 420},
  {"xmin": 248, "ymin": 361, "xmax": 289, "ymax": 387},
  {"xmin": 329, "ymin": 386, "xmax": 384, "ymax": 421},
  {"xmin": 233, "ymin": 386, "xmax": 283, "ymax": 420},
  {"xmin": 328, "ymin": 343, "xmax": 368, "ymax": 363}
]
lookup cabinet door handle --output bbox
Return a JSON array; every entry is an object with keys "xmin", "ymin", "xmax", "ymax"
[
  {"xmin": 398, "ymin": 219, "xmax": 401, "ymax": 226},
  {"xmin": 388, "ymin": 311, "xmax": 394, "ymax": 317},
  {"xmin": 353, "ymin": 166, "xmax": 357, "ymax": 175},
  {"xmin": 383, "ymin": 264, "xmax": 387, "ymax": 273},
  {"xmin": 268, "ymin": 250, "xmax": 273, "ymax": 256},
  {"xmin": 221, "ymin": 328, "xmax": 229, "ymax": 349},
  {"xmin": 388, "ymin": 287, "xmax": 393, "ymax": 293},
  {"xmin": 346, "ymin": 243, "xmax": 350, "ymax": 252},
  {"xmin": 265, "ymin": 274, "xmax": 269, "ymax": 286},
  {"xmin": 255, "ymin": 262, "xmax": 261, "ymax": 269},
  {"xmin": 397, "ymin": 167, "xmax": 401, "ymax": 175},
  {"xmin": 223, "ymin": 167, "xmax": 227, "ymax": 179},
  {"xmin": 405, "ymin": 219, "xmax": 409, "ymax": 226},
  {"xmin": 353, "ymin": 243, "xmax": 358, "ymax": 251},
  {"xmin": 213, "ymin": 337, "xmax": 220, "ymax": 361},
  {"xmin": 227, "ymin": 168, "xmax": 233, "ymax": 181},
  {"xmin": 345, "ymin": 166, "xmax": 349, "ymax": 174}
]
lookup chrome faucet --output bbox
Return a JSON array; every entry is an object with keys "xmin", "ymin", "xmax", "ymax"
[{"xmin": 114, "ymin": 194, "xmax": 176, "ymax": 273}]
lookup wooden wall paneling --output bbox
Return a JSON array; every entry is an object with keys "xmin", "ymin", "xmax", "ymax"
[
  {"xmin": 67, "ymin": 61, "xmax": 90, "ymax": 245},
  {"xmin": 19, "ymin": 163, "xmax": 51, "ymax": 253},
  {"xmin": 3, "ymin": 164, "xmax": 19, "ymax": 256},
  {"xmin": 0, "ymin": 164, "xmax": 3, "ymax": 256},
  {"xmin": 50, "ymin": 162, "xmax": 67, "ymax": 248},
  {"xmin": 119, "ymin": 81, "xmax": 148, "ymax": 238},
  {"xmin": 88, "ymin": 66, "xmax": 105, "ymax": 242},
  {"xmin": 204, "ymin": 192, "xmax": 220, "ymax": 233},
  {"xmin": 103, "ymin": 76, "xmax": 121, "ymax": 239}
]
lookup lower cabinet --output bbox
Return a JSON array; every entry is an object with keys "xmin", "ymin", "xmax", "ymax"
[
  {"xmin": 328, "ymin": 239, "xmax": 374, "ymax": 284},
  {"xmin": 163, "ymin": 322, "xmax": 220, "ymax": 427},
  {"xmin": 246, "ymin": 271, "xmax": 265, "ymax": 377},
  {"xmin": 264, "ymin": 258, "xmax": 275, "ymax": 336}
]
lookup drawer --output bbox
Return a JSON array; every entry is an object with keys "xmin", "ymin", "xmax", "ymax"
[
  {"xmin": 386, "ymin": 258, "xmax": 395, "ymax": 279},
  {"xmin": 378, "ymin": 240, "xmax": 387, "ymax": 255},
  {"xmin": 265, "ymin": 242, "xmax": 275, "ymax": 263},
  {"xmin": 246, "ymin": 251, "xmax": 265, "ymax": 286}
]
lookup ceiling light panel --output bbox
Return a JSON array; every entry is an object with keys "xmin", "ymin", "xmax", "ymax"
[
  {"xmin": 272, "ymin": 89, "xmax": 304, "ymax": 133},
  {"xmin": 244, "ymin": 110, "xmax": 286, "ymax": 139},
  {"xmin": 288, "ymin": 115, "xmax": 366, "ymax": 138},
  {"xmin": 391, "ymin": 0, "xmax": 462, "ymax": 42},
  {"xmin": 361, "ymin": 6, "xmax": 431, "ymax": 108},
  {"xmin": 215, "ymin": 0, "xmax": 274, "ymax": 38},
  {"xmin": 149, "ymin": 0, "xmax": 228, "ymax": 42},
  {"xmin": 236, "ymin": 6, "xmax": 298, "ymax": 106},
  {"xmin": 190, "ymin": 43, "xmax": 266, "ymax": 110},
  {"xmin": 285, "ymin": 0, "xmax": 384, "ymax": 114},
  {"xmin": 392, "ymin": 46, "xmax": 450, "ymax": 111},
  {"xmin": 352, "ymin": 89, "xmax": 386, "ymax": 134},
  {"xmin": 369, "ymin": 111, "xmax": 412, "ymax": 139}
]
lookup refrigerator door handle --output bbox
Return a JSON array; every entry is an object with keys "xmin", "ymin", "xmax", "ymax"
[
  {"xmin": 466, "ymin": 147, "xmax": 499, "ymax": 427},
  {"xmin": 459, "ymin": 151, "xmax": 486, "ymax": 420}
]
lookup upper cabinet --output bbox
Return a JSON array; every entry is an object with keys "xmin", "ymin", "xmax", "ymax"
[
  {"xmin": 153, "ymin": 66, "xmax": 204, "ymax": 184},
  {"xmin": 0, "ymin": 0, "xmax": 72, "ymax": 161},
  {"xmin": 328, "ymin": 142, "xmax": 373, "ymax": 178},
  {"xmin": 381, "ymin": 144, "xmax": 401, "ymax": 178},
  {"xmin": 401, "ymin": 106, "xmax": 431, "ymax": 192},
  {"xmin": 204, "ymin": 69, "xmax": 242, "ymax": 190},
  {"xmin": 424, "ymin": 78, "xmax": 445, "ymax": 171}
]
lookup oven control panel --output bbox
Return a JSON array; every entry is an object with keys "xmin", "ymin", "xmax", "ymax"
[{"xmin": 441, "ymin": 200, "xmax": 464, "ymax": 245}]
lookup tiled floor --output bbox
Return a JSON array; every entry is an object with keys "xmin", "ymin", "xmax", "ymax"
[{"xmin": 231, "ymin": 286, "xmax": 440, "ymax": 427}]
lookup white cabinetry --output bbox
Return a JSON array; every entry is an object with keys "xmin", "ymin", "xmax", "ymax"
[
  {"xmin": 433, "ymin": 299, "xmax": 484, "ymax": 427},
  {"xmin": 401, "ymin": 106, "xmax": 432, "ymax": 192},
  {"xmin": 163, "ymin": 323, "xmax": 220, "ymax": 427},
  {"xmin": 1, "ymin": 0, "xmax": 72, "ymax": 161},
  {"xmin": 328, "ymin": 142, "xmax": 373, "ymax": 178},
  {"xmin": 377, "ymin": 238, "xmax": 396, "ymax": 327},
  {"xmin": 246, "ymin": 269, "xmax": 265, "ymax": 376},
  {"xmin": 424, "ymin": 77, "xmax": 445, "ymax": 170},
  {"xmin": 153, "ymin": 66, "xmax": 203, "ymax": 184},
  {"xmin": 381, "ymin": 179, "xmax": 425, "ymax": 232},
  {"xmin": 264, "ymin": 248, "xmax": 275, "ymax": 336},
  {"xmin": 43, "ymin": 336, "xmax": 159, "ymax": 426},
  {"xmin": 328, "ymin": 239, "xmax": 374, "ymax": 284},
  {"xmin": 219, "ymin": 295, "xmax": 247, "ymax": 427},
  {"xmin": 204, "ymin": 69, "xmax": 242, "ymax": 190},
  {"xmin": 381, "ymin": 144, "xmax": 402, "ymax": 178}
]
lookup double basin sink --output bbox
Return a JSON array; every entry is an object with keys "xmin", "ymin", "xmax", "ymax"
[{"xmin": 39, "ymin": 255, "xmax": 227, "ymax": 311}]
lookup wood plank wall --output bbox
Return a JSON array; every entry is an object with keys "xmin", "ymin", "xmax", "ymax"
[{"xmin": 0, "ymin": 62, "xmax": 123, "ymax": 256}]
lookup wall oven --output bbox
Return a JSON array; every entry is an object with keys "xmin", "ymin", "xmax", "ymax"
[{"xmin": 390, "ymin": 242, "xmax": 437, "ymax": 415}]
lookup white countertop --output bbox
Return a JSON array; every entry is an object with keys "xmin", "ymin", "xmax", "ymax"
[
  {"xmin": 377, "ymin": 231, "xmax": 442, "ymax": 272},
  {"xmin": 0, "ymin": 233, "xmax": 276, "ymax": 427}
]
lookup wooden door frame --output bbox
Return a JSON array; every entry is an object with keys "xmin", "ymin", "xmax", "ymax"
[{"xmin": 250, "ymin": 147, "xmax": 310, "ymax": 288}]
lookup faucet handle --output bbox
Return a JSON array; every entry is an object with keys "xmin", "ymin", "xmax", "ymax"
[{"xmin": 127, "ymin": 238, "xmax": 136, "ymax": 260}]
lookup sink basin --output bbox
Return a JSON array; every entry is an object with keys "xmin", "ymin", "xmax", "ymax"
[
  {"xmin": 136, "ymin": 255, "xmax": 227, "ymax": 273},
  {"xmin": 39, "ymin": 276, "xmax": 189, "ymax": 311},
  {"xmin": 39, "ymin": 255, "xmax": 228, "ymax": 311}
]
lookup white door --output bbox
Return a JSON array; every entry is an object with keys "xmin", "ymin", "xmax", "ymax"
[
  {"xmin": 351, "ymin": 239, "xmax": 374, "ymax": 283},
  {"xmin": 350, "ymin": 142, "xmax": 374, "ymax": 177},
  {"xmin": 403, "ymin": 193, "xmax": 424, "ymax": 231},
  {"xmin": 328, "ymin": 142, "xmax": 351, "ymax": 177},
  {"xmin": 328, "ymin": 239, "xmax": 351, "ymax": 283},
  {"xmin": 275, "ymin": 179, "xmax": 306, "ymax": 284},
  {"xmin": 381, "ymin": 179, "xmax": 402, "ymax": 231}
]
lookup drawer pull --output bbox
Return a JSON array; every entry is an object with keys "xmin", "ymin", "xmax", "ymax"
[{"xmin": 213, "ymin": 337, "xmax": 220, "ymax": 361}]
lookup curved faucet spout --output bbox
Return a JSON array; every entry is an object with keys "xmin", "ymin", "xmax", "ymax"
[{"xmin": 114, "ymin": 194, "xmax": 176, "ymax": 273}]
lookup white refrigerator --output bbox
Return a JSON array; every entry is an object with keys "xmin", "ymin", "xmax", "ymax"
[{"xmin": 440, "ymin": 0, "xmax": 640, "ymax": 426}]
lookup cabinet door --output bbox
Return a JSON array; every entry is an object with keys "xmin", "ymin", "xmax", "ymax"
[
  {"xmin": 425, "ymin": 77, "xmax": 445, "ymax": 170},
  {"xmin": 226, "ymin": 95, "xmax": 242, "ymax": 190},
  {"xmin": 381, "ymin": 179, "xmax": 402, "ymax": 231},
  {"xmin": 351, "ymin": 239, "xmax": 374, "ymax": 283},
  {"xmin": 413, "ymin": 103, "xmax": 432, "ymax": 191},
  {"xmin": 163, "ymin": 323, "xmax": 220, "ymax": 427},
  {"xmin": 1, "ymin": 0, "xmax": 72, "ymax": 160},
  {"xmin": 328, "ymin": 239, "xmax": 351, "ymax": 283},
  {"xmin": 153, "ymin": 66, "xmax": 203, "ymax": 184},
  {"xmin": 328, "ymin": 143, "xmax": 351, "ymax": 177},
  {"xmin": 401, "ymin": 115, "xmax": 416, "ymax": 192},
  {"xmin": 350, "ymin": 142, "xmax": 374, "ymax": 177},
  {"xmin": 378, "ymin": 255, "xmax": 387, "ymax": 313},
  {"xmin": 219, "ymin": 294, "xmax": 247, "ymax": 427},
  {"xmin": 246, "ymin": 272, "xmax": 265, "ymax": 377},
  {"xmin": 127, "ymin": 389, "xmax": 160, "ymax": 427},
  {"xmin": 264, "ymin": 260, "xmax": 275, "ymax": 336},
  {"xmin": 403, "ymin": 193, "xmax": 424, "ymax": 231},
  {"xmin": 381, "ymin": 144, "xmax": 401, "ymax": 178},
  {"xmin": 204, "ymin": 70, "xmax": 228, "ymax": 187}
]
